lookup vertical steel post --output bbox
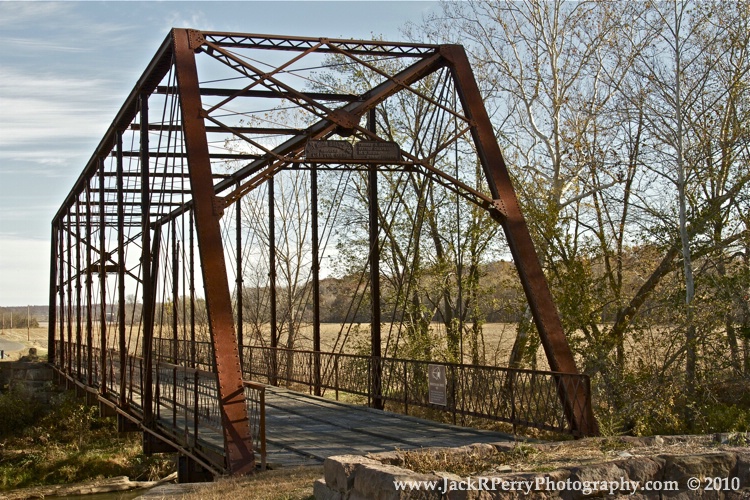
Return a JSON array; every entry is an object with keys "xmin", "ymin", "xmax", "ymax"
[
  {"xmin": 66, "ymin": 211, "xmax": 73, "ymax": 375},
  {"xmin": 59, "ymin": 224, "xmax": 65, "ymax": 370},
  {"xmin": 48, "ymin": 222, "xmax": 58, "ymax": 364},
  {"xmin": 76, "ymin": 201, "xmax": 82, "ymax": 378},
  {"xmin": 172, "ymin": 220, "xmax": 179, "ymax": 364},
  {"xmin": 367, "ymin": 109, "xmax": 383, "ymax": 410},
  {"xmin": 443, "ymin": 45, "xmax": 598, "ymax": 436},
  {"xmin": 236, "ymin": 190, "xmax": 243, "ymax": 371},
  {"xmin": 173, "ymin": 28, "xmax": 255, "ymax": 474},
  {"xmin": 99, "ymin": 158, "xmax": 107, "ymax": 395},
  {"xmin": 140, "ymin": 92, "xmax": 155, "ymax": 426},
  {"xmin": 269, "ymin": 176, "xmax": 278, "ymax": 386},
  {"xmin": 189, "ymin": 210, "xmax": 196, "ymax": 369},
  {"xmin": 86, "ymin": 182, "xmax": 93, "ymax": 386},
  {"xmin": 311, "ymin": 164, "xmax": 321, "ymax": 396},
  {"xmin": 117, "ymin": 130, "xmax": 127, "ymax": 407}
]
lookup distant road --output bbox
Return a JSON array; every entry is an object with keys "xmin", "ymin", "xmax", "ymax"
[{"xmin": 0, "ymin": 337, "xmax": 26, "ymax": 358}]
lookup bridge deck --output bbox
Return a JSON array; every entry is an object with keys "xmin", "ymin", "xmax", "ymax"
[{"xmin": 263, "ymin": 387, "xmax": 514, "ymax": 467}]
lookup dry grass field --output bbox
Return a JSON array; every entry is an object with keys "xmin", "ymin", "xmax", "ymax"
[
  {"xmin": 0, "ymin": 325, "xmax": 48, "ymax": 361},
  {"xmin": 288, "ymin": 322, "xmax": 550, "ymax": 368},
  {"xmin": 1, "ymin": 321, "xmax": 552, "ymax": 368}
]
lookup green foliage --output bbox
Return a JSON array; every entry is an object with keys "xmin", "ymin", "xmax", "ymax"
[
  {"xmin": 0, "ymin": 388, "xmax": 45, "ymax": 439},
  {"xmin": 0, "ymin": 391, "xmax": 174, "ymax": 491}
]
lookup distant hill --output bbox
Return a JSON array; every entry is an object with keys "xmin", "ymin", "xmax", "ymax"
[{"xmin": 0, "ymin": 305, "xmax": 48, "ymax": 323}]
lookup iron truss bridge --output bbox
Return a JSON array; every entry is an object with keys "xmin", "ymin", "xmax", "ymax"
[{"xmin": 48, "ymin": 29, "xmax": 598, "ymax": 480}]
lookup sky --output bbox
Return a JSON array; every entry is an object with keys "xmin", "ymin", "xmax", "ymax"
[{"xmin": 0, "ymin": 0, "xmax": 440, "ymax": 307}]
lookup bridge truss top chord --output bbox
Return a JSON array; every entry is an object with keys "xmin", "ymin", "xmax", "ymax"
[{"xmin": 48, "ymin": 28, "xmax": 598, "ymax": 478}]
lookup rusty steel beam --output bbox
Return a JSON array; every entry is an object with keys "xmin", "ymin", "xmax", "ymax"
[
  {"xmin": 115, "ymin": 151, "xmax": 261, "ymax": 160},
  {"xmin": 48, "ymin": 223, "xmax": 58, "ymax": 363},
  {"xmin": 367, "ymin": 109, "xmax": 383, "ymax": 410},
  {"xmin": 131, "ymin": 123, "xmax": 303, "ymax": 135},
  {"xmin": 311, "ymin": 164, "xmax": 321, "ymax": 396},
  {"xmin": 155, "ymin": 85, "xmax": 360, "ymax": 102},
  {"xmin": 201, "ymin": 32, "xmax": 439, "ymax": 57},
  {"xmin": 442, "ymin": 44, "xmax": 598, "ymax": 437},
  {"xmin": 99, "ymin": 158, "xmax": 107, "ymax": 395},
  {"xmin": 140, "ymin": 92, "xmax": 155, "ymax": 427},
  {"xmin": 117, "ymin": 130, "xmax": 127, "ymax": 408},
  {"xmin": 66, "ymin": 210, "xmax": 73, "ymax": 375},
  {"xmin": 75, "ymin": 202, "xmax": 82, "ymax": 378},
  {"xmin": 58, "ymin": 223, "xmax": 65, "ymax": 370},
  {"xmin": 53, "ymin": 32, "xmax": 175, "ymax": 224},
  {"xmin": 152, "ymin": 49, "xmax": 447, "ymax": 230},
  {"xmin": 172, "ymin": 28, "xmax": 255, "ymax": 474},
  {"xmin": 85, "ymin": 182, "xmax": 93, "ymax": 386},
  {"xmin": 172, "ymin": 220, "xmax": 179, "ymax": 364},
  {"xmin": 235, "ymin": 189, "xmax": 244, "ymax": 370},
  {"xmin": 268, "ymin": 176, "xmax": 278, "ymax": 386},
  {"xmin": 189, "ymin": 210, "xmax": 196, "ymax": 369}
]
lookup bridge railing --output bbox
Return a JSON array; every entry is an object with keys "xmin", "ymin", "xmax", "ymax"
[
  {"xmin": 53, "ymin": 340, "xmax": 266, "ymax": 469},
  {"xmin": 242, "ymin": 345, "xmax": 593, "ymax": 437}
]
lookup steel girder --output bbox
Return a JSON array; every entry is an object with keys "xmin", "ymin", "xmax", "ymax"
[{"xmin": 49, "ymin": 28, "xmax": 597, "ymax": 477}]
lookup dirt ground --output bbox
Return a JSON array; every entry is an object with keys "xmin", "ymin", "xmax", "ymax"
[{"xmin": 0, "ymin": 325, "xmax": 48, "ymax": 361}]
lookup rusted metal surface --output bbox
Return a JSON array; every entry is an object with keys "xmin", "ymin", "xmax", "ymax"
[
  {"xmin": 51, "ymin": 341, "xmax": 266, "ymax": 474},
  {"xmin": 242, "ymin": 345, "xmax": 595, "ymax": 437},
  {"xmin": 367, "ymin": 109, "xmax": 383, "ymax": 410},
  {"xmin": 172, "ymin": 28, "xmax": 255, "ymax": 474},
  {"xmin": 442, "ymin": 45, "xmax": 599, "ymax": 437},
  {"xmin": 99, "ymin": 158, "xmax": 107, "ymax": 396},
  {"xmin": 140, "ymin": 93, "xmax": 154, "ymax": 427},
  {"xmin": 47, "ymin": 223, "xmax": 57, "ymax": 364},
  {"xmin": 311, "ymin": 164, "xmax": 321, "ymax": 397},
  {"xmin": 48, "ymin": 29, "xmax": 597, "ymax": 481}
]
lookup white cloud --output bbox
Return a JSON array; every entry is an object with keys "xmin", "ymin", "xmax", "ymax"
[
  {"xmin": 0, "ymin": 2, "xmax": 73, "ymax": 28},
  {"xmin": 3, "ymin": 37, "xmax": 90, "ymax": 53},
  {"xmin": 0, "ymin": 237, "xmax": 50, "ymax": 306},
  {"xmin": 0, "ymin": 68, "xmax": 118, "ymax": 168},
  {"xmin": 164, "ymin": 10, "xmax": 213, "ymax": 32}
]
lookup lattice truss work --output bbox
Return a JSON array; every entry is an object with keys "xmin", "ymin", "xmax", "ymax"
[{"xmin": 49, "ymin": 29, "xmax": 598, "ymax": 476}]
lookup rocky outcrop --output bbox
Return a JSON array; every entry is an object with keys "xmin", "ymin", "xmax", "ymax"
[{"xmin": 314, "ymin": 442, "xmax": 750, "ymax": 499}]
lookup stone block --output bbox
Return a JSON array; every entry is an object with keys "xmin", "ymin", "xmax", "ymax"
[
  {"xmin": 26, "ymin": 368, "xmax": 53, "ymax": 381},
  {"xmin": 314, "ymin": 478, "xmax": 344, "ymax": 500},
  {"xmin": 324, "ymin": 455, "xmax": 381, "ymax": 493},
  {"xmin": 619, "ymin": 456, "xmax": 666, "ymax": 484},
  {"xmin": 352, "ymin": 462, "xmax": 441, "ymax": 500},
  {"xmin": 731, "ymin": 453, "xmax": 750, "ymax": 488},
  {"xmin": 662, "ymin": 452, "xmax": 737, "ymax": 487}
]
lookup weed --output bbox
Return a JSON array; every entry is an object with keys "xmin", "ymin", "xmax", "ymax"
[{"xmin": 0, "ymin": 391, "xmax": 174, "ymax": 491}]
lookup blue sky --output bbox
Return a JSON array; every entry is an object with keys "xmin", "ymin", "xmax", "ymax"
[{"xmin": 0, "ymin": 1, "xmax": 440, "ymax": 306}]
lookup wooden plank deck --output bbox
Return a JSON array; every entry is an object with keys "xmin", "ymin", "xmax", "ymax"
[{"xmin": 263, "ymin": 386, "xmax": 514, "ymax": 467}]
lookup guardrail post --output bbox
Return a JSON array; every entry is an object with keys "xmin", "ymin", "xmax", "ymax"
[
  {"xmin": 450, "ymin": 365, "xmax": 457, "ymax": 425},
  {"xmin": 193, "ymin": 370, "xmax": 199, "ymax": 447},
  {"xmin": 403, "ymin": 361, "xmax": 408, "ymax": 415},
  {"xmin": 334, "ymin": 355, "xmax": 339, "ymax": 401}
]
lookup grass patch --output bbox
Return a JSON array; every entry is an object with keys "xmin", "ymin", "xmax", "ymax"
[
  {"xmin": 177, "ymin": 466, "xmax": 322, "ymax": 500},
  {"xmin": 400, "ymin": 444, "xmax": 540, "ymax": 476},
  {"xmin": 0, "ymin": 389, "xmax": 174, "ymax": 491}
]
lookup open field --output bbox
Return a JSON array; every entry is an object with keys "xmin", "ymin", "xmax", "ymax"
[
  {"xmin": 8, "ymin": 322, "xmax": 551, "ymax": 367},
  {"xmin": 0, "ymin": 325, "xmax": 48, "ymax": 361}
]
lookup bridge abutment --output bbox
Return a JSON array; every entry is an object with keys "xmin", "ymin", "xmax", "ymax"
[{"xmin": 178, "ymin": 455, "xmax": 214, "ymax": 483}]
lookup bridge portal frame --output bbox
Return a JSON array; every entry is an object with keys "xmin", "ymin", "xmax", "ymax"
[{"xmin": 48, "ymin": 28, "xmax": 598, "ymax": 477}]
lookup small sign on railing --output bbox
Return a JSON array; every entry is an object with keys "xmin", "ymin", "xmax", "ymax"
[{"xmin": 427, "ymin": 364, "xmax": 446, "ymax": 406}]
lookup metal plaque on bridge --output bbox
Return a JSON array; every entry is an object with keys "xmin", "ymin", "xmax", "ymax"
[
  {"xmin": 428, "ymin": 364, "xmax": 447, "ymax": 406},
  {"xmin": 354, "ymin": 141, "xmax": 400, "ymax": 161},
  {"xmin": 305, "ymin": 140, "xmax": 400, "ymax": 162},
  {"xmin": 305, "ymin": 140, "xmax": 353, "ymax": 160}
]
